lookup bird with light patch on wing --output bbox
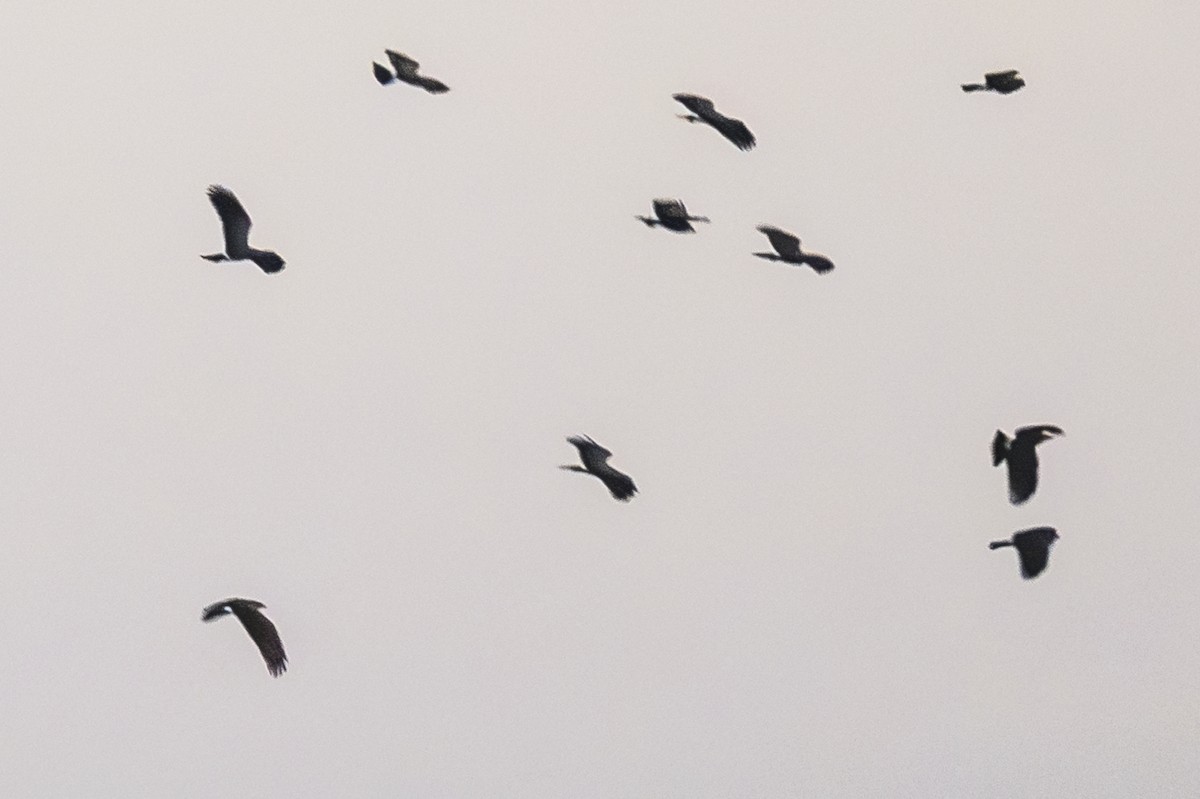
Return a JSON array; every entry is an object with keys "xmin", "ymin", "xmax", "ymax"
[
  {"xmin": 672, "ymin": 93, "xmax": 756, "ymax": 151},
  {"xmin": 372, "ymin": 50, "xmax": 450, "ymax": 93},
  {"xmin": 202, "ymin": 598, "xmax": 288, "ymax": 677},
  {"xmin": 561, "ymin": 436, "xmax": 638, "ymax": 501},
  {"xmin": 989, "ymin": 527, "xmax": 1059, "ymax": 579},
  {"xmin": 200, "ymin": 186, "xmax": 285, "ymax": 274},
  {"xmin": 753, "ymin": 225, "xmax": 835, "ymax": 273},
  {"xmin": 637, "ymin": 198, "xmax": 710, "ymax": 233}
]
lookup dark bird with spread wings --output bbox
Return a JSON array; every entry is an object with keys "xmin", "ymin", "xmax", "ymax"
[
  {"xmin": 202, "ymin": 598, "xmax": 288, "ymax": 677},
  {"xmin": 637, "ymin": 198, "xmax": 710, "ymax": 233},
  {"xmin": 961, "ymin": 69, "xmax": 1025, "ymax": 94},
  {"xmin": 992, "ymin": 425, "xmax": 1064, "ymax": 505},
  {"xmin": 990, "ymin": 527, "xmax": 1059, "ymax": 579},
  {"xmin": 200, "ymin": 186, "xmax": 285, "ymax": 274},
  {"xmin": 373, "ymin": 50, "xmax": 450, "ymax": 93},
  {"xmin": 673, "ymin": 93, "xmax": 756, "ymax": 150},
  {"xmin": 561, "ymin": 436, "xmax": 638, "ymax": 501},
  {"xmin": 753, "ymin": 226, "xmax": 835, "ymax": 273}
]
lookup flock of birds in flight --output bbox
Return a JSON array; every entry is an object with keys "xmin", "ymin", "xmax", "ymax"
[{"xmin": 197, "ymin": 62, "xmax": 1048, "ymax": 678}]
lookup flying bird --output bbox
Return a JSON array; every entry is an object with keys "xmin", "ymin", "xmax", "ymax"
[
  {"xmin": 992, "ymin": 425, "xmax": 1064, "ymax": 505},
  {"xmin": 673, "ymin": 94, "xmax": 756, "ymax": 151},
  {"xmin": 753, "ymin": 226, "xmax": 835, "ymax": 273},
  {"xmin": 200, "ymin": 186, "xmax": 285, "ymax": 274},
  {"xmin": 989, "ymin": 527, "xmax": 1059, "ymax": 579},
  {"xmin": 961, "ymin": 70, "xmax": 1025, "ymax": 94},
  {"xmin": 373, "ymin": 50, "xmax": 450, "ymax": 93},
  {"xmin": 561, "ymin": 435, "xmax": 637, "ymax": 501},
  {"xmin": 637, "ymin": 198, "xmax": 710, "ymax": 233},
  {"xmin": 202, "ymin": 598, "xmax": 288, "ymax": 677}
]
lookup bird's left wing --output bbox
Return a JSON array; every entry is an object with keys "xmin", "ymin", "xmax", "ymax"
[
  {"xmin": 207, "ymin": 186, "xmax": 252, "ymax": 254},
  {"xmin": 233, "ymin": 605, "xmax": 288, "ymax": 677},
  {"xmin": 757, "ymin": 225, "xmax": 801, "ymax": 259},
  {"xmin": 385, "ymin": 50, "xmax": 421, "ymax": 78}
]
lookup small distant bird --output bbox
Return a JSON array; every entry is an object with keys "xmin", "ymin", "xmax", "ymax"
[
  {"xmin": 673, "ymin": 94, "xmax": 756, "ymax": 151},
  {"xmin": 753, "ymin": 226, "xmax": 835, "ymax": 273},
  {"xmin": 992, "ymin": 425, "xmax": 1063, "ymax": 505},
  {"xmin": 961, "ymin": 70, "xmax": 1025, "ymax": 94},
  {"xmin": 637, "ymin": 199, "xmax": 710, "ymax": 233},
  {"xmin": 989, "ymin": 527, "xmax": 1059, "ymax": 579},
  {"xmin": 201, "ymin": 186, "xmax": 285, "ymax": 274},
  {"xmin": 373, "ymin": 50, "xmax": 450, "ymax": 93},
  {"xmin": 202, "ymin": 598, "xmax": 288, "ymax": 677},
  {"xmin": 561, "ymin": 435, "xmax": 637, "ymax": 501}
]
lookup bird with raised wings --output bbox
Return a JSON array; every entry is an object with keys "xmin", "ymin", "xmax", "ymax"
[
  {"xmin": 992, "ymin": 425, "xmax": 1063, "ymax": 505},
  {"xmin": 961, "ymin": 70, "xmax": 1025, "ymax": 94},
  {"xmin": 753, "ymin": 226, "xmax": 835, "ymax": 273},
  {"xmin": 202, "ymin": 598, "xmax": 288, "ymax": 677},
  {"xmin": 673, "ymin": 94, "xmax": 756, "ymax": 150},
  {"xmin": 200, "ymin": 186, "xmax": 285, "ymax": 274},
  {"xmin": 373, "ymin": 50, "xmax": 450, "ymax": 93},
  {"xmin": 637, "ymin": 199, "xmax": 710, "ymax": 233},
  {"xmin": 989, "ymin": 527, "xmax": 1059, "ymax": 579},
  {"xmin": 561, "ymin": 436, "xmax": 637, "ymax": 501}
]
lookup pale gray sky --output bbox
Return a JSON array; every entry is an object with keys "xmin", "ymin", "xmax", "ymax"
[{"xmin": 2, "ymin": 0, "xmax": 1199, "ymax": 796}]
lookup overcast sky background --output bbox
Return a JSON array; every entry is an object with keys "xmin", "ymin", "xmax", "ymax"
[{"xmin": 1, "ymin": 0, "xmax": 1199, "ymax": 796}]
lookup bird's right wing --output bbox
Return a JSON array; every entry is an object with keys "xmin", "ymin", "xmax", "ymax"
[
  {"xmin": 567, "ymin": 435, "xmax": 613, "ymax": 470},
  {"xmin": 673, "ymin": 93, "xmax": 715, "ymax": 115},
  {"xmin": 373, "ymin": 61, "xmax": 395, "ymax": 85},
  {"xmin": 1015, "ymin": 537, "xmax": 1051, "ymax": 579},
  {"xmin": 654, "ymin": 199, "xmax": 687, "ymax": 220},
  {"xmin": 233, "ymin": 605, "xmax": 288, "ymax": 677},
  {"xmin": 416, "ymin": 75, "xmax": 450, "ymax": 94},
  {"xmin": 598, "ymin": 466, "xmax": 637, "ymax": 501},
  {"xmin": 385, "ymin": 50, "xmax": 420, "ymax": 78},
  {"xmin": 757, "ymin": 226, "xmax": 802, "ymax": 259},
  {"xmin": 207, "ymin": 186, "xmax": 252, "ymax": 255}
]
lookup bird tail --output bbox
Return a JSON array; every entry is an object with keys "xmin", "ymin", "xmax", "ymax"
[
  {"xmin": 200, "ymin": 253, "xmax": 228, "ymax": 262},
  {"xmin": 988, "ymin": 540, "xmax": 1013, "ymax": 549},
  {"xmin": 991, "ymin": 430, "xmax": 1009, "ymax": 466},
  {"xmin": 961, "ymin": 83, "xmax": 985, "ymax": 92}
]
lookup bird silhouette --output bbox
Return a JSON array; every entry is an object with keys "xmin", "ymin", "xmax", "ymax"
[
  {"xmin": 202, "ymin": 598, "xmax": 288, "ymax": 677},
  {"xmin": 992, "ymin": 425, "xmax": 1063, "ymax": 504},
  {"xmin": 373, "ymin": 50, "xmax": 450, "ymax": 93},
  {"xmin": 637, "ymin": 199, "xmax": 710, "ymax": 233},
  {"xmin": 989, "ymin": 527, "xmax": 1059, "ymax": 579},
  {"xmin": 561, "ymin": 436, "xmax": 637, "ymax": 501},
  {"xmin": 672, "ymin": 94, "xmax": 756, "ymax": 150},
  {"xmin": 753, "ymin": 225, "xmax": 835, "ymax": 273},
  {"xmin": 962, "ymin": 70, "xmax": 1025, "ymax": 94},
  {"xmin": 200, "ymin": 186, "xmax": 285, "ymax": 274}
]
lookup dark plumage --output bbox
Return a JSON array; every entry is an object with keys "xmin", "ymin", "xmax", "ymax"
[
  {"xmin": 373, "ymin": 50, "xmax": 449, "ymax": 93},
  {"xmin": 637, "ymin": 198, "xmax": 710, "ymax": 233},
  {"xmin": 561, "ymin": 435, "xmax": 637, "ymax": 501},
  {"xmin": 989, "ymin": 527, "xmax": 1059, "ymax": 579},
  {"xmin": 673, "ymin": 94, "xmax": 756, "ymax": 151},
  {"xmin": 753, "ymin": 225, "xmax": 835, "ymax": 273},
  {"xmin": 992, "ymin": 425, "xmax": 1063, "ymax": 505},
  {"xmin": 202, "ymin": 598, "xmax": 288, "ymax": 677},
  {"xmin": 962, "ymin": 69, "xmax": 1025, "ymax": 94},
  {"xmin": 200, "ymin": 186, "xmax": 285, "ymax": 274}
]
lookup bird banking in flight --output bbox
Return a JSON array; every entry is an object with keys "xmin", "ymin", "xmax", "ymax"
[
  {"xmin": 637, "ymin": 198, "xmax": 710, "ymax": 233},
  {"xmin": 989, "ymin": 527, "xmax": 1060, "ymax": 579},
  {"xmin": 202, "ymin": 598, "xmax": 288, "ymax": 677},
  {"xmin": 200, "ymin": 185, "xmax": 285, "ymax": 274},
  {"xmin": 561, "ymin": 436, "xmax": 638, "ymax": 501},
  {"xmin": 753, "ymin": 225, "xmax": 835, "ymax": 273},
  {"xmin": 961, "ymin": 70, "xmax": 1025, "ymax": 94},
  {"xmin": 672, "ymin": 94, "xmax": 756, "ymax": 150},
  {"xmin": 992, "ymin": 425, "xmax": 1063, "ymax": 505},
  {"xmin": 373, "ymin": 50, "xmax": 450, "ymax": 93}
]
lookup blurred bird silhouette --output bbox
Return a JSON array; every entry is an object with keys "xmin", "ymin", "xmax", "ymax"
[
  {"xmin": 637, "ymin": 199, "xmax": 710, "ymax": 233},
  {"xmin": 753, "ymin": 226, "xmax": 835, "ymax": 273},
  {"xmin": 992, "ymin": 425, "xmax": 1063, "ymax": 504},
  {"xmin": 373, "ymin": 50, "xmax": 450, "ymax": 93},
  {"xmin": 673, "ymin": 94, "xmax": 756, "ymax": 150},
  {"xmin": 561, "ymin": 436, "xmax": 637, "ymax": 501},
  {"xmin": 989, "ymin": 527, "xmax": 1059, "ymax": 579},
  {"xmin": 202, "ymin": 598, "xmax": 288, "ymax": 677},
  {"xmin": 200, "ymin": 186, "xmax": 285, "ymax": 274},
  {"xmin": 961, "ymin": 70, "xmax": 1025, "ymax": 94}
]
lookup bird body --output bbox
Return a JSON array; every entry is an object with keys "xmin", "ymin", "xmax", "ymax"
[
  {"xmin": 672, "ymin": 94, "xmax": 756, "ymax": 150},
  {"xmin": 374, "ymin": 50, "xmax": 449, "ymax": 93},
  {"xmin": 962, "ymin": 70, "xmax": 1025, "ymax": 94},
  {"xmin": 201, "ymin": 185, "xmax": 285, "ymax": 274},
  {"xmin": 992, "ymin": 425, "xmax": 1063, "ymax": 504},
  {"xmin": 561, "ymin": 435, "xmax": 637, "ymax": 501},
  {"xmin": 753, "ymin": 225, "xmax": 834, "ymax": 273},
  {"xmin": 202, "ymin": 598, "xmax": 288, "ymax": 677},
  {"xmin": 990, "ymin": 526, "xmax": 1059, "ymax": 579},
  {"xmin": 637, "ymin": 198, "xmax": 710, "ymax": 233}
]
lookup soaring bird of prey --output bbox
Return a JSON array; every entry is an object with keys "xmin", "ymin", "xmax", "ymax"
[
  {"xmin": 992, "ymin": 425, "xmax": 1064, "ymax": 505},
  {"xmin": 561, "ymin": 436, "xmax": 638, "ymax": 501},
  {"xmin": 989, "ymin": 527, "xmax": 1059, "ymax": 579},
  {"xmin": 673, "ymin": 94, "xmax": 756, "ymax": 151},
  {"xmin": 961, "ymin": 70, "xmax": 1025, "ymax": 94},
  {"xmin": 200, "ymin": 186, "xmax": 285, "ymax": 274},
  {"xmin": 753, "ymin": 226, "xmax": 835, "ymax": 273},
  {"xmin": 202, "ymin": 598, "xmax": 288, "ymax": 677},
  {"xmin": 372, "ymin": 50, "xmax": 450, "ymax": 93},
  {"xmin": 637, "ymin": 198, "xmax": 710, "ymax": 233}
]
